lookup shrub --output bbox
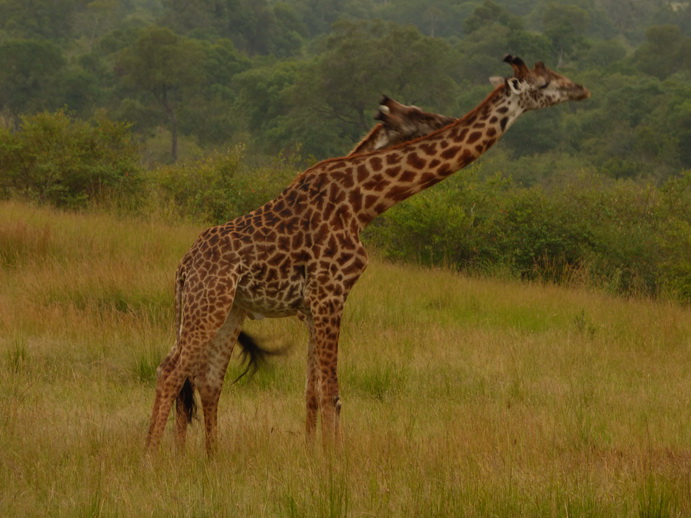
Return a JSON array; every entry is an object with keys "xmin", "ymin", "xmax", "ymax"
[
  {"xmin": 0, "ymin": 110, "xmax": 142, "ymax": 208},
  {"xmin": 147, "ymin": 146, "xmax": 300, "ymax": 224},
  {"xmin": 366, "ymin": 169, "xmax": 691, "ymax": 301}
]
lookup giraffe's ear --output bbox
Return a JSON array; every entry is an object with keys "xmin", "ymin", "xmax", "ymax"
[
  {"xmin": 507, "ymin": 78, "xmax": 524, "ymax": 96},
  {"xmin": 489, "ymin": 76, "xmax": 504, "ymax": 87}
]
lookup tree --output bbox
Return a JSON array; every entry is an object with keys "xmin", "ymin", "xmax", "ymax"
[
  {"xmin": 507, "ymin": 31, "xmax": 554, "ymax": 63},
  {"xmin": 0, "ymin": 39, "xmax": 65, "ymax": 127},
  {"xmin": 116, "ymin": 25, "xmax": 206, "ymax": 162},
  {"xmin": 0, "ymin": 0, "xmax": 77, "ymax": 40},
  {"xmin": 373, "ymin": 0, "xmax": 475, "ymax": 39},
  {"xmin": 581, "ymin": 39, "xmax": 627, "ymax": 69},
  {"xmin": 160, "ymin": 0, "xmax": 306, "ymax": 57},
  {"xmin": 276, "ymin": 20, "xmax": 459, "ymax": 158},
  {"xmin": 463, "ymin": 0, "xmax": 523, "ymax": 35},
  {"xmin": 542, "ymin": 3, "xmax": 590, "ymax": 65},
  {"xmin": 72, "ymin": 0, "xmax": 121, "ymax": 51},
  {"xmin": 232, "ymin": 60, "xmax": 302, "ymax": 147},
  {"xmin": 179, "ymin": 38, "xmax": 251, "ymax": 146},
  {"xmin": 634, "ymin": 25, "xmax": 689, "ymax": 80}
]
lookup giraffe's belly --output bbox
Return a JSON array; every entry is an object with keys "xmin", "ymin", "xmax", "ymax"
[{"xmin": 233, "ymin": 277, "xmax": 306, "ymax": 319}]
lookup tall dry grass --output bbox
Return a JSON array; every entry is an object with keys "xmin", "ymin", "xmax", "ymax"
[{"xmin": 1, "ymin": 200, "xmax": 689, "ymax": 516}]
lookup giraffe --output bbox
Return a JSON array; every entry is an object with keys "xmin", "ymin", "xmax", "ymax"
[
  {"xmin": 145, "ymin": 55, "xmax": 590, "ymax": 454},
  {"xmin": 229, "ymin": 97, "xmax": 455, "ymax": 379},
  {"xmin": 349, "ymin": 96, "xmax": 455, "ymax": 155},
  {"xmin": 165, "ymin": 96, "xmax": 458, "ymax": 452}
]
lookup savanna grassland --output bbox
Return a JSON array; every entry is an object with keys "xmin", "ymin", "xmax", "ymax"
[{"xmin": 1, "ymin": 200, "xmax": 689, "ymax": 517}]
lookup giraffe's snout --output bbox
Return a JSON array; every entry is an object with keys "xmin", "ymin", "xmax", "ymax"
[{"xmin": 571, "ymin": 85, "xmax": 591, "ymax": 101}]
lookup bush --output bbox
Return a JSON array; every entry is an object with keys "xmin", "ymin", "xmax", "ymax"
[
  {"xmin": 366, "ymin": 169, "xmax": 691, "ymax": 302},
  {"xmin": 147, "ymin": 146, "xmax": 300, "ymax": 224},
  {"xmin": 0, "ymin": 111, "xmax": 142, "ymax": 208}
]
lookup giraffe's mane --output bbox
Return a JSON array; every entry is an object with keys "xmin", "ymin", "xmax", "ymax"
[
  {"xmin": 348, "ymin": 123, "xmax": 386, "ymax": 155},
  {"xmin": 286, "ymin": 83, "xmax": 506, "ymax": 189}
]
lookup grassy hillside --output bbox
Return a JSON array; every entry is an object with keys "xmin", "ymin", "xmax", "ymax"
[{"xmin": 1, "ymin": 200, "xmax": 689, "ymax": 517}]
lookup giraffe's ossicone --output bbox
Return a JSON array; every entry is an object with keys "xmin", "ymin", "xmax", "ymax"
[{"xmin": 145, "ymin": 56, "xmax": 590, "ymax": 454}]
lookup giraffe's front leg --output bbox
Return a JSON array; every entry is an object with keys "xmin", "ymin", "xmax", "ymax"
[
  {"xmin": 306, "ymin": 340, "xmax": 320, "ymax": 441},
  {"xmin": 307, "ymin": 246, "xmax": 366, "ymax": 446},
  {"xmin": 311, "ymin": 306, "xmax": 345, "ymax": 446},
  {"xmin": 299, "ymin": 311, "xmax": 320, "ymax": 442}
]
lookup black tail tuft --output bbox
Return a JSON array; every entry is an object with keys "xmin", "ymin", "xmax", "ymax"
[
  {"xmin": 178, "ymin": 378, "xmax": 197, "ymax": 423},
  {"xmin": 234, "ymin": 330, "xmax": 285, "ymax": 383}
]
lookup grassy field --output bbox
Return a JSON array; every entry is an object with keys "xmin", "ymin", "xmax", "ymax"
[{"xmin": 1, "ymin": 200, "xmax": 689, "ymax": 517}]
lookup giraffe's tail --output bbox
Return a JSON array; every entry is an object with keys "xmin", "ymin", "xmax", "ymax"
[
  {"xmin": 176, "ymin": 331, "xmax": 285, "ymax": 421},
  {"xmin": 178, "ymin": 378, "xmax": 197, "ymax": 423},
  {"xmin": 233, "ymin": 330, "xmax": 286, "ymax": 384}
]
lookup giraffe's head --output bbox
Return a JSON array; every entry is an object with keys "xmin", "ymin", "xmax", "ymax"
[
  {"xmin": 374, "ymin": 95, "xmax": 456, "ymax": 141},
  {"xmin": 491, "ymin": 55, "xmax": 590, "ymax": 111},
  {"xmin": 348, "ymin": 96, "xmax": 456, "ymax": 155}
]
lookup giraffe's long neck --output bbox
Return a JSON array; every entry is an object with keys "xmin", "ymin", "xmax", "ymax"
[{"xmin": 347, "ymin": 85, "xmax": 520, "ymax": 228}]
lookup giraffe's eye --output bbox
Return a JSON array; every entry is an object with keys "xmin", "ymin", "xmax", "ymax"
[{"xmin": 539, "ymin": 81, "xmax": 550, "ymax": 90}]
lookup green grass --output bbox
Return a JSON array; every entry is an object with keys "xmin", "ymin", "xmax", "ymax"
[{"xmin": 1, "ymin": 200, "xmax": 689, "ymax": 517}]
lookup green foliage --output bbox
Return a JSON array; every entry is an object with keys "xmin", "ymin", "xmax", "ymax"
[
  {"xmin": 148, "ymin": 146, "xmax": 299, "ymax": 224},
  {"xmin": 116, "ymin": 25, "xmax": 207, "ymax": 161},
  {"xmin": 0, "ymin": 111, "xmax": 141, "ymax": 208},
  {"xmin": 657, "ymin": 172, "xmax": 691, "ymax": 300},
  {"xmin": 232, "ymin": 59, "xmax": 302, "ymax": 138},
  {"xmin": 367, "ymin": 169, "xmax": 691, "ymax": 301},
  {"xmin": 542, "ymin": 2, "xmax": 591, "ymax": 63},
  {"xmin": 463, "ymin": 0, "xmax": 523, "ymax": 35},
  {"xmin": 576, "ymin": 71, "xmax": 691, "ymax": 178},
  {"xmin": 160, "ymin": 0, "xmax": 306, "ymax": 56},
  {"xmin": 117, "ymin": 25, "xmax": 205, "ymax": 98},
  {"xmin": 277, "ymin": 20, "xmax": 460, "ymax": 157},
  {"xmin": 149, "ymin": 146, "xmax": 246, "ymax": 222},
  {"xmin": 177, "ymin": 38, "xmax": 251, "ymax": 146},
  {"xmin": 0, "ymin": 39, "xmax": 65, "ymax": 123},
  {"xmin": 507, "ymin": 31, "xmax": 554, "ymax": 62},
  {"xmin": 579, "ymin": 38, "xmax": 627, "ymax": 69},
  {"xmin": 0, "ymin": 0, "xmax": 689, "ymax": 302},
  {"xmin": 0, "ymin": 0, "xmax": 78, "ymax": 40},
  {"xmin": 634, "ymin": 24, "xmax": 691, "ymax": 79}
]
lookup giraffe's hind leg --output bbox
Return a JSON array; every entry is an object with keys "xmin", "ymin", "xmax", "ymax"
[
  {"xmin": 196, "ymin": 305, "xmax": 246, "ymax": 455},
  {"xmin": 146, "ymin": 356, "xmax": 189, "ymax": 452},
  {"xmin": 146, "ymin": 345, "xmax": 180, "ymax": 450},
  {"xmin": 145, "ymin": 271, "xmax": 239, "ymax": 453}
]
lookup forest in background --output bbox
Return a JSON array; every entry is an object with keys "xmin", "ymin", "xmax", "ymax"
[{"xmin": 0, "ymin": 0, "xmax": 689, "ymax": 300}]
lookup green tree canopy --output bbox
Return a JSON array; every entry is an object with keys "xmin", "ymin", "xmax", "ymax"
[
  {"xmin": 634, "ymin": 25, "xmax": 691, "ymax": 79},
  {"xmin": 160, "ymin": 0, "xmax": 305, "ymax": 57},
  {"xmin": 116, "ymin": 25, "xmax": 206, "ymax": 162},
  {"xmin": 542, "ymin": 2, "xmax": 590, "ymax": 65},
  {"xmin": 0, "ymin": 39, "xmax": 65, "ymax": 126},
  {"xmin": 463, "ymin": 0, "xmax": 523, "ymax": 35},
  {"xmin": 275, "ymin": 20, "xmax": 459, "ymax": 157},
  {"xmin": 178, "ymin": 38, "xmax": 251, "ymax": 146},
  {"xmin": 0, "ymin": 0, "xmax": 77, "ymax": 40}
]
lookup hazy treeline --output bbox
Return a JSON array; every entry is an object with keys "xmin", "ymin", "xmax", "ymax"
[
  {"xmin": 0, "ymin": 0, "xmax": 689, "ymax": 300},
  {"xmin": 1, "ymin": 0, "xmax": 690, "ymax": 172}
]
